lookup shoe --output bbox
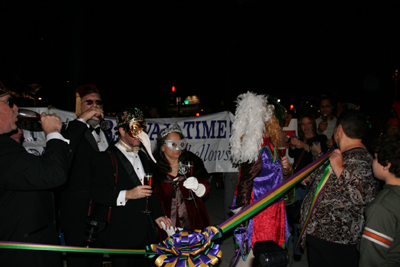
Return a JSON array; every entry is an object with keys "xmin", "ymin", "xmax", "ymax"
[{"xmin": 293, "ymin": 255, "xmax": 302, "ymax": 262}]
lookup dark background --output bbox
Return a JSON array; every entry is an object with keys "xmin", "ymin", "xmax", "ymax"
[{"xmin": 1, "ymin": 0, "xmax": 399, "ymax": 125}]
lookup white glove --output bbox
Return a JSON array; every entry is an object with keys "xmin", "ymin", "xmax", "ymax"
[
  {"xmin": 183, "ymin": 177, "xmax": 199, "ymax": 190},
  {"xmin": 183, "ymin": 177, "xmax": 206, "ymax": 197},
  {"xmin": 160, "ymin": 221, "xmax": 175, "ymax": 237}
]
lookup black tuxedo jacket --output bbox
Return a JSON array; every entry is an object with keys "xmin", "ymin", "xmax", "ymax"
[
  {"xmin": 59, "ymin": 120, "xmax": 111, "ymax": 246},
  {"xmin": 0, "ymin": 121, "xmax": 86, "ymax": 267},
  {"xmin": 91, "ymin": 146, "xmax": 164, "ymax": 249}
]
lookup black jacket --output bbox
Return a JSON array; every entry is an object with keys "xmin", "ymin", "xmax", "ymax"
[
  {"xmin": 59, "ymin": 120, "xmax": 111, "ymax": 246},
  {"xmin": 91, "ymin": 146, "xmax": 164, "ymax": 249},
  {"xmin": 0, "ymin": 121, "xmax": 86, "ymax": 267}
]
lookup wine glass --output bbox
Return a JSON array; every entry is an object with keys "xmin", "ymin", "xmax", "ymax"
[
  {"xmin": 184, "ymin": 161, "xmax": 197, "ymax": 208},
  {"xmin": 142, "ymin": 173, "xmax": 152, "ymax": 214},
  {"xmin": 18, "ymin": 109, "xmax": 41, "ymax": 122},
  {"xmin": 185, "ymin": 161, "xmax": 194, "ymax": 201},
  {"xmin": 277, "ymin": 138, "xmax": 287, "ymax": 159},
  {"xmin": 178, "ymin": 162, "xmax": 197, "ymax": 208},
  {"xmin": 186, "ymin": 161, "xmax": 194, "ymax": 177}
]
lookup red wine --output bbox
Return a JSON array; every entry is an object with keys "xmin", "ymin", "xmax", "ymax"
[
  {"xmin": 278, "ymin": 147, "xmax": 286, "ymax": 157},
  {"xmin": 18, "ymin": 109, "xmax": 41, "ymax": 122},
  {"xmin": 144, "ymin": 175, "xmax": 152, "ymax": 186},
  {"xmin": 187, "ymin": 167, "xmax": 194, "ymax": 177}
]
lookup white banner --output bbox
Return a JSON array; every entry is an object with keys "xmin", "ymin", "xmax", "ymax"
[
  {"xmin": 20, "ymin": 108, "xmax": 297, "ymax": 173},
  {"xmin": 20, "ymin": 108, "xmax": 238, "ymax": 173},
  {"xmin": 145, "ymin": 111, "xmax": 237, "ymax": 173}
]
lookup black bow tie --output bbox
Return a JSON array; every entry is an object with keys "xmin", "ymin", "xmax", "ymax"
[{"xmin": 90, "ymin": 127, "xmax": 101, "ymax": 135}]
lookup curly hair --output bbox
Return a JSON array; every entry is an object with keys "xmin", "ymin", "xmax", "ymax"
[
  {"xmin": 264, "ymin": 115, "xmax": 283, "ymax": 147},
  {"xmin": 373, "ymin": 134, "xmax": 400, "ymax": 177}
]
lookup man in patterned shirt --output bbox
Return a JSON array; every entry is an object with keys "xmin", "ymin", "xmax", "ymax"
[{"xmin": 299, "ymin": 110, "xmax": 377, "ymax": 267}]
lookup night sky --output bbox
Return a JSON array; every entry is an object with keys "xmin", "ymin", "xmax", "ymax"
[{"xmin": 1, "ymin": 0, "xmax": 399, "ymax": 120}]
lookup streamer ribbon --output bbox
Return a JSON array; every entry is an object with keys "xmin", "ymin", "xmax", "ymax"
[
  {"xmin": 0, "ymin": 241, "xmax": 150, "ymax": 254},
  {"xmin": 219, "ymin": 150, "xmax": 334, "ymax": 233},
  {"xmin": 294, "ymin": 163, "xmax": 332, "ymax": 252}
]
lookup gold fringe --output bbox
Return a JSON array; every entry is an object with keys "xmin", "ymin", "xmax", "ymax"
[{"xmin": 75, "ymin": 92, "xmax": 82, "ymax": 117}]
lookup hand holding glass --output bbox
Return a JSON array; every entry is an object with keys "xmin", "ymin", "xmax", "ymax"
[
  {"xmin": 185, "ymin": 162, "xmax": 197, "ymax": 208},
  {"xmin": 18, "ymin": 109, "xmax": 41, "ymax": 122},
  {"xmin": 277, "ymin": 138, "xmax": 287, "ymax": 159},
  {"xmin": 143, "ymin": 173, "xmax": 152, "ymax": 214}
]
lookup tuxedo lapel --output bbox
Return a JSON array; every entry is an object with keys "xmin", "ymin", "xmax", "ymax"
[
  {"xmin": 101, "ymin": 129, "xmax": 111, "ymax": 147},
  {"xmin": 138, "ymin": 150, "xmax": 150, "ymax": 173},
  {"xmin": 111, "ymin": 147, "xmax": 142, "ymax": 187},
  {"xmin": 85, "ymin": 129, "xmax": 100, "ymax": 152}
]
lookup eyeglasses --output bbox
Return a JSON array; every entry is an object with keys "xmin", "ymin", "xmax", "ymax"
[
  {"xmin": 83, "ymin": 99, "xmax": 103, "ymax": 106},
  {"xmin": 0, "ymin": 98, "xmax": 15, "ymax": 108}
]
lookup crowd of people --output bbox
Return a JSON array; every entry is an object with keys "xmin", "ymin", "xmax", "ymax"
[{"xmin": 1, "ymin": 80, "xmax": 399, "ymax": 267}]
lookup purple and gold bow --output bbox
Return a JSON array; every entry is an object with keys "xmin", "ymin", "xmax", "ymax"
[{"xmin": 147, "ymin": 226, "xmax": 223, "ymax": 267}]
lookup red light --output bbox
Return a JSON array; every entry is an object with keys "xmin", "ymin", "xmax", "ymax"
[
  {"xmin": 196, "ymin": 113, "xmax": 200, "ymax": 117},
  {"xmin": 290, "ymin": 104, "xmax": 294, "ymax": 110},
  {"xmin": 172, "ymin": 86, "xmax": 176, "ymax": 92}
]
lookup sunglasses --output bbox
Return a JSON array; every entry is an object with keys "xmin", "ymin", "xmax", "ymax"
[
  {"xmin": 83, "ymin": 99, "xmax": 103, "ymax": 106},
  {"xmin": 0, "ymin": 98, "xmax": 15, "ymax": 108}
]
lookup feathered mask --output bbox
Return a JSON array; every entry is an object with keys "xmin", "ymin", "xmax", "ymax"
[{"xmin": 230, "ymin": 91, "xmax": 274, "ymax": 164}]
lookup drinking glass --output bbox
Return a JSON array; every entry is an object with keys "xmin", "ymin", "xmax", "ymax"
[
  {"xmin": 18, "ymin": 109, "xmax": 41, "ymax": 122},
  {"xmin": 143, "ymin": 173, "xmax": 152, "ymax": 214},
  {"xmin": 186, "ymin": 161, "xmax": 194, "ymax": 177},
  {"xmin": 277, "ymin": 138, "xmax": 287, "ymax": 159},
  {"xmin": 185, "ymin": 162, "xmax": 198, "ymax": 208}
]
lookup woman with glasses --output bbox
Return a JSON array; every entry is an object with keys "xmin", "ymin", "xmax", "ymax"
[{"xmin": 151, "ymin": 123, "xmax": 210, "ymax": 240}]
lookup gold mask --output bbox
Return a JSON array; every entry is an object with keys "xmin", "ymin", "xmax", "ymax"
[{"xmin": 128, "ymin": 121, "xmax": 144, "ymax": 138}]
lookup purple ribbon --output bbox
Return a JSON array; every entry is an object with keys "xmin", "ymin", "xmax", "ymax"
[{"xmin": 149, "ymin": 226, "xmax": 222, "ymax": 266}]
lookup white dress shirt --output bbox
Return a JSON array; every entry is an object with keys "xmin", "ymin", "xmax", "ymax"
[
  {"xmin": 76, "ymin": 118, "xmax": 108, "ymax": 152},
  {"xmin": 115, "ymin": 141, "xmax": 145, "ymax": 206}
]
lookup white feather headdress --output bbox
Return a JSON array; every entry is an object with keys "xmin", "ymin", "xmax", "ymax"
[{"xmin": 230, "ymin": 91, "xmax": 274, "ymax": 164}]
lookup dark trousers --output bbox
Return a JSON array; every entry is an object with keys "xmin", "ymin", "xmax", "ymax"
[
  {"xmin": 110, "ymin": 215, "xmax": 157, "ymax": 267},
  {"xmin": 306, "ymin": 234, "xmax": 359, "ymax": 267},
  {"xmin": 63, "ymin": 228, "xmax": 103, "ymax": 267},
  {"xmin": 66, "ymin": 252, "xmax": 103, "ymax": 267},
  {"xmin": 110, "ymin": 254, "xmax": 153, "ymax": 267},
  {"xmin": 0, "ymin": 249, "xmax": 62, "ymax": 267}
]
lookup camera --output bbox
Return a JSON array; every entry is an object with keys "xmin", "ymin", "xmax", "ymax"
[
  {"xmin": 82, "ymin": 217, "xmax": 107, "ymax": 247},
  {"xmin": 254, "ymin": 241, "xmax": 289, "ymax": 267}
]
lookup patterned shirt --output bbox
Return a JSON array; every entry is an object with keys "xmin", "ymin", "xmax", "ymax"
[{"xmin": 299, "ymin": 149, "xmax": 376, "ymax": 247}]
